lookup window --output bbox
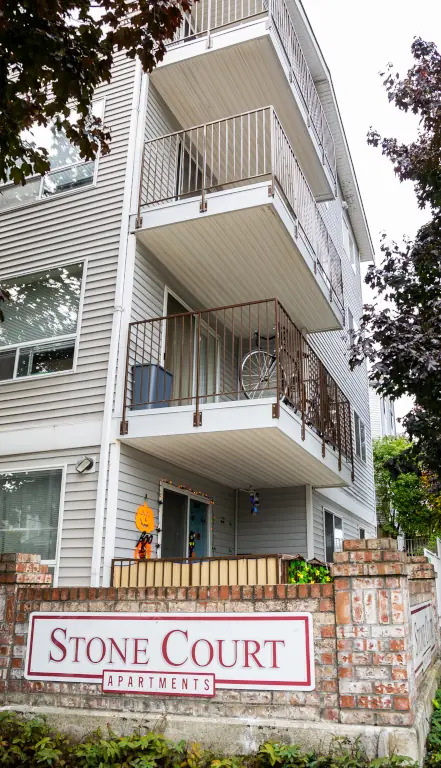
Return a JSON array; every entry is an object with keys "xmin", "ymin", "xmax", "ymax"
[
  {"xmin": 360, "ymin": 528, "xmax": 366, "ymax": 539},
  {"xmin": 0, "ymin": 99, "xmax": 104, "ymax": 211},
  {"xmin": 325, "ymin": 510, "xmax": 343, "ymax": 562},
  {"xmin": 0, "ymin": 262, "xmax": 84, "ymax": 381},
  {"xmin": 354, "ymin": 412, "xmax": 367, "ymax": 462},
  {"xmin": 342, "ymin": 217, "xmax": 358, "ymax": 272},
  {"xmin": 0, "ymin": 468, "xmax": 62, "ymax": 566}
]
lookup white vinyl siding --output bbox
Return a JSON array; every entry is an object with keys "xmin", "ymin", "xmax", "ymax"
[
  {"xmin": 310, "ymin": 189, "xmax": 374, "ymax": 519},
  {"xmin": 0, "ymin": 52, "xmax": 136, "ymax": 430},
  {"xmin": 237, "ymin": 487, "xmax": 307, "ymax": 556},
  {"xmin": 0, "ymin": 446, "xmax": 100, "ymax": 586},
  {"xmin": 116, "ymin": 444, "xmax": 235, "ymax": 560},
  {"xmin": 313, "ymin": 490, "xmax": 376, "ymax": 561}
]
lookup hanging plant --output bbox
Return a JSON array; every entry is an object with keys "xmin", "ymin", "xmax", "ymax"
[{"xmin": 287, "ymin": 558, "xmax": 332, "ymax": 584}]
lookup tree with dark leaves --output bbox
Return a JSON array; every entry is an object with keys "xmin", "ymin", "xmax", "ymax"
[
  {"xmin": 0, "ymin": 0, "xmax": 194, "ymax": 317},
  {"xmin": 0, "ymin": 0, "xmax": 193, "ymax": 185},
  {"xmin": 351, "ymin": 38, "xmax": 441, "ymax": 482}
]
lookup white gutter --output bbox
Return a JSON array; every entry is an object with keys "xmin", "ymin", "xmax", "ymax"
[{"xmin": 90, "ymin": 59, "xmax": 146, "ymax": 587}]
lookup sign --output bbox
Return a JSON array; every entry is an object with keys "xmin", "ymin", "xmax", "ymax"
[
  {"xmin": 102, "ymin": 670, "xmax": 215, "ymax": 697},
  {"xmin": 411, "ymin": 601, "xmax": 436, "ymax": 676},
  {"xmin": 25, "ymin": 612, "xmax": 314, "ymax": 692}
]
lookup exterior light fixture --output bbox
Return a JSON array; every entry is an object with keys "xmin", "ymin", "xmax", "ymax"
[{"xmin": 75, "ymin": 456, "xmax": 95, "ymax": 474}]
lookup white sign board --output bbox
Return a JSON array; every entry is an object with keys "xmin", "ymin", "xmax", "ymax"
[
  {"xmin": 411, "ymin": 601, "xmax": 436, "ymax": 676},
  {"xmin": 25, "ymin": 612, "xmax": 314, "ymax": 692}
]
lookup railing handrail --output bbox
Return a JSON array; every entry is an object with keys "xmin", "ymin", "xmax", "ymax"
[
  {"xmin": 168, "ymin": 0, "xmax": 336, "ymax": 181},
  {"xmin": 122, "ymin": 296, "xmax": 354, "ymax": 475},
  {"xmin": 139, "ymin": 106, "xmax": 343, "ymax": 311}
]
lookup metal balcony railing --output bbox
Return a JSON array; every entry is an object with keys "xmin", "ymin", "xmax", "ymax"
[
  {"xmin": 121, "ymin": 297, "xmax": 354, "ymax": 476},
  {"xmin": 168, "ymin": 0, "xmax": 336, "ymax": 183},
  {"xmin": 138, "ymin": 106, "xmax": 343, "ymax": 312}
]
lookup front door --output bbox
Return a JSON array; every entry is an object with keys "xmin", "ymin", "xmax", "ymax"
[{"xmin": 160, "ymin": 489, "xmax": 187, "ymax": 558}]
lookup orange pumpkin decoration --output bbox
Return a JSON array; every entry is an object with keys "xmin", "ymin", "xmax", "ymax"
[{"xmin": 135, "ymin": 501, "xmax": 154, "ymax": 533}]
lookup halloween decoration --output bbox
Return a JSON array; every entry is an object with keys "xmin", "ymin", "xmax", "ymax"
[{"xmin": 133, "ymin": 498, "xmax": 155, "ymax": 560}]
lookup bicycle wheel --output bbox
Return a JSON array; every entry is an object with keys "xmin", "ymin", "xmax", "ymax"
[{"xmin": 241, "ymin": 350, "xmax": 286, "ymax": 400}]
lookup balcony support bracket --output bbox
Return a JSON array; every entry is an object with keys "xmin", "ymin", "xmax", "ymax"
[
  {"xmin": 120, "ymin": 420, "xmax": 128, "ymax": 436},
  {"xmin": 322, "ymin": 437, "xmax": 326, "ymax": 459},
  {"xmin": 272, "ymin": 402, "xmax": 280, "ymax": 419},
  {"xmin": 193, "ymin": 411, "xmax": 202, "ymax": 427},
  {"xmin": 135, "ymin": 215, "xmax": 143, "ymax": 229},
  {"xmin": 200, "ymin": 200, "xmax": 207, "ymax": 213}
]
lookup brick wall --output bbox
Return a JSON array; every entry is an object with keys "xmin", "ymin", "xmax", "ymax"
[
  {"xmin": 333, "ymin": 539, "xmax": 438, "ymax": 727},
  {"xmin": 0, "ymin": 564, "xmax": 337, "ymax": 722},
  {"xmin": 0, "ymin": 542, "xmax": 438, "ymax": 729}
]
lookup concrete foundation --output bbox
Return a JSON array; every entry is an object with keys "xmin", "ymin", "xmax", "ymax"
[{"xmin": 4, "ymin": 660, "xmax": 440, "ymax": 765}]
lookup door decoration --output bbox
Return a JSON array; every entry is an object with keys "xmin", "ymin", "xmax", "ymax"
[
  {"xmin": 188, "ymin": 531, "xmax": 196, "ymax": 558},
  {"xmin": 133, "ymin": 499, "xmax": 155, "ymax": 560},
  {"xmin": 249, "ymin": 487, "xmax": 260, "ymax": 515}
]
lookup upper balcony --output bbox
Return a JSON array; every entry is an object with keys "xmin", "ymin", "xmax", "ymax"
[
  {"xmin": 119, "ymin": 298, "xmax": 354, "ymax": 490},
  {"xmin": 151, "ymin": 0, "xmax": 336, "ymax": 200},
  {"xmin": 134, "ymin": 107, "xmax": 344, "ymax": 333}
]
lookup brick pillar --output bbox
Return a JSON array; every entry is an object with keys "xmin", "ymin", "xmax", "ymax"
[
  {"xmin": 0, "ymin": 554, "xmax": 52, "ymax": 704},
  {"xmin": 332, "ymin": 538, "xmax": 415, "ymax": 727}
]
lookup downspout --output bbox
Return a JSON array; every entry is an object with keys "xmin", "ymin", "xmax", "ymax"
[
  {"xmin": 90, "ymin": 59, "xmax": 145, "ymax": 587},
  {"xmin": 306, "ymin": 484, "xmax": 314, "ymax": 560},
  {"xmin": 101, "ymin": 68, "xmax": 149, "ymax": 586}
]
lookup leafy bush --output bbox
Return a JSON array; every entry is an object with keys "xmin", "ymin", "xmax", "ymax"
[
  {"xmin": 287, "ymin": 558, "xmax": 332, "ymax": 585},
  {"xmin": 0, "ymin": 711, "xmax": 419, "ymax": 768},
  {"xmin": 426, "ymin": 687, "xmax": 441, "ymax": 766}
]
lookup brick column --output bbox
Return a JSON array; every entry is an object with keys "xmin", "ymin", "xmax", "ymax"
[
  {"xmin": 332, "ymin": 538, "xmax": 415, "ymax": 727},
  {"xmin": 0, "ymin": 554, "xmax": 52, "ymax": 704}
]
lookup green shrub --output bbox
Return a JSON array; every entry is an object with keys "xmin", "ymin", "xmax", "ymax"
[
  {"xmin": 426, "ymin": 687, "xmax": 441, "ymax": 766},
  {"xmin": 0, "ymin": 711, "xmax": 421, "ymax": 768},
  {"xmin": 287, "ymin": 559, "xmax": 332, "ymax": 585}
]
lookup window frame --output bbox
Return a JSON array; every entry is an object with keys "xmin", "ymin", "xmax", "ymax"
[
  {"xmin": 324, "ymin": 509, "xmax": 343, "ymax": 562},
  {"xmin": 0, "ymin": 258, "xmax": 87, "ymax": 384},
  {"xmin": 0, "ymin": 463, "xmax": 66, "ymax": 586},
  {"xmin": 0, "ymin": 97, "xmax": 105, "ymax": 213},
  {"xmin": 354, "ymin": 411, "xmax": 367, "ymax": 462}
]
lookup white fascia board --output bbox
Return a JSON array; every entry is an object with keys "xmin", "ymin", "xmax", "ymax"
[
  {"xmin": 287, "ymin": 0, "xmax": 375, "ymax": 264},
  {"xmin": 0, "ymin": 420, "xmax": 103, "ymax": 456}
]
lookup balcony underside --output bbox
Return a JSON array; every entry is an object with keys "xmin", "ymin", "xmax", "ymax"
[
  {"xmin": 135, "ymin": 182, "xmax": 343, "ymax": 333},
  {"xmin": 152, "ymin": 19, "xmax": 334, "ymax": 201},
  {"xmin": 119, "ymin": 400, "xmax": 352, "ymax": 489}
]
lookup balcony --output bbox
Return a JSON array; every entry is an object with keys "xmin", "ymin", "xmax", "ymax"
[
  {"xmin": 135, "ymin": 107, "xmax": 344, "ymax": 333},
  {"xmin": 151, "ymin": 0, "xmax": 336, "ymax": 199},
  {"xmin": 120, "ymin": 298, "xmax": 354, "ymax": 489}
]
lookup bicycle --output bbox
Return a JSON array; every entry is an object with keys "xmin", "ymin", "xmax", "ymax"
[
  {"xmin": 240, "ymin": 327, "xmax": 297, "ymax": 402},
  {"xmin": 240, "ymin": 328, "xmax": 320, "ymax": 427}
]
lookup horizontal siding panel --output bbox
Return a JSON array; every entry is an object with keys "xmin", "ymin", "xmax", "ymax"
[
  {"xmin": 0, "ymin": 51, "xmax": 137, "ymax": 428},
  {"xmin": 237, "ymin": 487, "xmax": 307, "ymax": 556},
  {"xmin": 113, "ymin": 444, "xmax": 235, "ymax": 560}
]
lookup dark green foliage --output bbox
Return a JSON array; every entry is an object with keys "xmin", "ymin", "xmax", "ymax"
[
  {"xmin": 350, "ymin": 38, "xmax": 441, "ymax": 483},
  {"xmin": 0, "ymin": 711, "xmax": 420, "ymax": 768},
  {"xmin": 1, "ymin": 0, "xmax": 194, "ymax": 185}
]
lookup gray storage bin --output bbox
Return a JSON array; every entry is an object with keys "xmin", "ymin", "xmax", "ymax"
[{"xmin": 132, "ymin": 363, "xmax": 173, "ymax": 410}]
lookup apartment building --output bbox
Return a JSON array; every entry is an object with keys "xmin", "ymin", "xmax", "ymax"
[
  {"xmin": 0, "ymin": 0, "xmax": 376, "ymax": 587},
  {"xmin": 369, "ymin": 385, "xmax": 397, "ymax": 440}
]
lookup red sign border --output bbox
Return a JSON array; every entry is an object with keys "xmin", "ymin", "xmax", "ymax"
[
  {"xmin": 26, "ymin": 613, "xmax": 313, "ymax": 688},
  {"xmin": 102, "ymin": 669, "xmax": 216, "ymax": 697}
]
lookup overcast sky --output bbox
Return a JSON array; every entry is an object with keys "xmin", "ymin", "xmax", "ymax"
[{"xmin": 303, "ymin": 0, "xmax": 441, "ymax": 429}]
